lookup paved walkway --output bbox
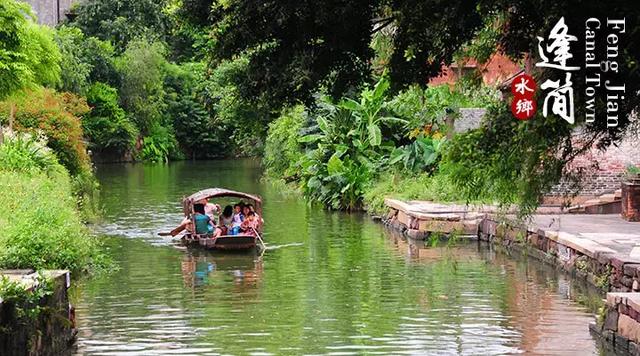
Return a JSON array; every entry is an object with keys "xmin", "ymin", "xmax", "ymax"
[{"xmin": 533, "ymin": 214, "xmax": 640, "ymax": 258}]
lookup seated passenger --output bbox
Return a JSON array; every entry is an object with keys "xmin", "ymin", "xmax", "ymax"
[
  {"xmin": 193, "ymin": 203, "xmax": 214, "ymax": 235},
  {"xmin": 247, "ymin": 204, "xmax": 264, "ymax": 228},
  {"xmin": 204, "ymin": 198, "xmax": 221, "ymax": 224},
  {"xmin": 219, "ymin": 205, "xmax": 234, "ymax": 235},
  {"xmin": 230, "ymin": 204, "xmax": 244, "ymax": 235},
  {"xmin": 241, "ymin": 211, "xmax": 259, "ymax": 235}
]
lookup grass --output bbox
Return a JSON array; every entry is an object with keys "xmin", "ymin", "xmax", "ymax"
[
  {"xmin": 0, "ymin": 131, "xmax": 110, "ymax": 274},
  {"xmin": 0, "ymin": 170, "xmax": 110, "ymax": 274},
  {"xmin": 363, "ymin": 172, "xmax": 463, "ymax": 214}
]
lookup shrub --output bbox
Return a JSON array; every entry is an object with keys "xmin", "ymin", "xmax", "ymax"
[
  {"xmin": 139, "ymin": 124, "xmax": 180, "ymax": 163},
  {"xmin": 54, "ymin": 26, "xmax": 118, "ymax": 94},
  {"xmin": 263, "ymin": 105, "xmax": 305, "ymax": 178},
  {"xmin": 0, "ymin": 133, "xmax": 109, "ymax": 273},
  {"xmin": 84, "ymin": 82, "xmax": 138, "ymax": 156},
  {"xmin": 0, "ymin": 88, "xmax": 91, "ymax": 175},
  {"xmin": 0, "ymin": 130, "xmax": 61, "ymax": 176},
  {"xmin": 166, "ymin": 62, "xmax": 229, "ymax": 159},
  {"xmin": 198, "ymin": 56, "xmax": 270, "ymax": 157}
]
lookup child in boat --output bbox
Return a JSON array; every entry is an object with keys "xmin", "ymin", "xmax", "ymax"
[
  {"xmin": 230, "ymin": 204, "xmax": 244, "ymax": 235},
  {"xmin": 241, "ymin": 211, "xmax": 259, "ymax": 235},
  {"xmin": 247, "ymin": 204, "xmax": 264, "ymax": 228},
  {"xmin": 219, "ymin": 205, "xmax": 234, "ymax": 235}
]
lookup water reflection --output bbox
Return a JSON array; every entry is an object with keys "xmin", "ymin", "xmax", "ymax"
[{"xmin": 180, "ymin": 250, "xmax": 263, "ymax": 290}]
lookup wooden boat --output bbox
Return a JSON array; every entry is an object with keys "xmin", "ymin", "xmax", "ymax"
[{"xmin": 172, "ymin": 188, "xmax": 264, "ymax": 251}]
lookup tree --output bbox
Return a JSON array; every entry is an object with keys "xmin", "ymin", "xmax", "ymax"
[
  {"xmin": 83, "ymin": 82, "xmax": 138, "ymax": 157},
  {"xmin": 68, "ymin": 0, "xmax": 170, "ymax": 52},
  {"xmin": 54, "ymin": 26, "xmax": 118, "ymax": 95},
  {"xmin": 195, "ymin": 0, "xmax": 485, "ymax": 108},
  {"xmin": 116, "ymin": 39, "xmax": 168, "ymax": 133},
  {"xmin": 0, "ymin": 0, "xmax": 61, "ymax": 99}
]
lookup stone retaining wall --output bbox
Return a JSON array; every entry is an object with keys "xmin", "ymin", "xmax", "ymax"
[
  {"xmin": 0, "ymin": 270, "xmax": 75, "ymax": 356},
  {"xmin": 591, "ymin": 293, "xmax": 640, "ymax": 355},
  {"xmin": 382, "ymin": 199, "xmax": 640, "ymax": 293}
]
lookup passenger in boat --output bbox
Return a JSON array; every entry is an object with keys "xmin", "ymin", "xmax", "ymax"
[
  {"xmin": 247, "ymin": 204, "xmax": 264, "ymax": 228},
  {"xmin": 219, "ymin": 205, "xmax": 234, "ymax": 235},
  {"xmin": 204, "ymin": 198, "xmax": 221, "ymax": 224},
  {"xmin": 230, "ymin": 204, "xmax": 245, "ymax": 235},
  {"xmin": 193, "ymin": 203, "xmax": 216, "ymax": 235},
  {"xmin": 241, "ymin": 211, "xmax": 259, "ymax": 235}
]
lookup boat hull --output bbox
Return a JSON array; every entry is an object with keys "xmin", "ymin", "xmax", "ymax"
[{"xmin": 181, "ymin": 234, "xmax": 257, "ymax": 251}]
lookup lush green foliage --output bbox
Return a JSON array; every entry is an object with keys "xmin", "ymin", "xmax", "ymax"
[
  {"xmin": 0, "ymin": 131, "xmax": 60, "ymax": 175},
  {"xmin": 263, "ymin": 106, "xmax": 306, "ymax": 178},
  {"xmin": 198, "ymin": 0, "xmax": 486, "ymax": 107},
  {"xmin": 296, "ymin": 77, "xmax": 407, "ymax": 210},
  {"xmin": 0, "ymin": 89, "xmax": 91, "ymax": 174},
  {"xmin": 0, "ymin": 133, "xmax": 109, "ymax": 273},
  {"xmin": 166, "ymin": 62, "xmax": 225, "ymax": 159},
  {"xmin": 69, "ymin": 0, "xmax": 170, "ymax": 52},
  {"xmin": 198, "ymin": 56, "xmax": 270, "ymax": 157},
  {"xmin": 264, "ymin": 75, "xmax": 502, "ymax": 210},
  {"xmin": 116, "ymin": 40, "xmax": 168, "ymax": 133},
  {"xmin": 389, "ymin": 136, "xmax": 445, "ymax": 174},
  {"xmin": 54, "ymin": 26, "xmax": 118, "ymax": 94},
  {"xmin": 0, "ymin": 0, "xmax": 61, "ymax": 99},
  {"xmin": 442, "ymin": 103, "xmax": 578, "ymax": 215},
  {"xmin": 0, "ymin": 88, "xmax": 91, "ymax": 175},
  {"xmin": 139, "ymin": 124, "xmax": 179, "ymax": 163},
  {"xmin": 84, "ymin": 82, "xmax": 138, "ymax": 157}
]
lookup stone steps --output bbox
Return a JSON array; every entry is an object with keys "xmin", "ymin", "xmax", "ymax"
[{"xmin": 567, "ymin": 189, "xmax": 622, "ymax": 214}]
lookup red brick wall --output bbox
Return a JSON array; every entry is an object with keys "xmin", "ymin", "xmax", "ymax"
[{"xmin": 548, "ymin": 133, "xmax": 640, "ymax": 197}]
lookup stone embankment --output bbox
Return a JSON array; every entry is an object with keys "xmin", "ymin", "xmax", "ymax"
[
  {"xmin": 382, "ymin": 198, "xmax": 640, "ymax": 355},
  {"xmin": 0, "ymin": 270, "xmax": 75, "ymax": 356},
  {"xmin": 592, "ymin": 293, "xmax": 640, "ymax": 355}
]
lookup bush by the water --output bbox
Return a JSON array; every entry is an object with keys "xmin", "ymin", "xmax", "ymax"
[
  {"xmin": 0, "ymin": 132, "xmax": 109, "ymax": 274},
  {"xmin": 263, "ymin": 105, "xmax": 306, "ymax": 179}
]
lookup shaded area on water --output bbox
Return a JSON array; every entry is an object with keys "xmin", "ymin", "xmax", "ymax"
[{"xmin": 73, "ymin": 160, "xmax": 604, "ymax": 355}]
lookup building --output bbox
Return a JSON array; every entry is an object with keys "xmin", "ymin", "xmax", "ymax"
[{"xmin": 22, "ymin": 0, "xmax": 76, "ymax": 26}]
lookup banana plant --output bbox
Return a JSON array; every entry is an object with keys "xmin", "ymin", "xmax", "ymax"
[
  {"xmin": 389, "ymin": 136, "xmax": 446, "ymax": 173},
  {"xmin": 338, "ymin": 76, "xmax": 407, "ymax": 147}
]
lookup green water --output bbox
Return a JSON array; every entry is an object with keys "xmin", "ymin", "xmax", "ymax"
[{"xmin": 73, "ymin": 160, "xmax": 604, "ymax": 355}]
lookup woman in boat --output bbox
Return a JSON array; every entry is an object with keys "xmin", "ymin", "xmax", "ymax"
[
  {"xmin": 193, "ymin": 203, "xmax": 215, "ymax": 235},
  {"xmin": 247, "ymin": 203, "xmax": 264, "ymax": 228}
]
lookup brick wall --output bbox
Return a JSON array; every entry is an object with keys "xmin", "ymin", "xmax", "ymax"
[
  {"xmin": 452, "ymin": 109, "xmax": 640, "ymax": 198},
  {"xmin": 547, "ymin": 131, "xmax": 640, "ymax": 197}
]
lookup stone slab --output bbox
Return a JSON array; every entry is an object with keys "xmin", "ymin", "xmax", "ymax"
[{"xmin": 619, "ymin": 313, "xmax": 640, "ymax": 343}]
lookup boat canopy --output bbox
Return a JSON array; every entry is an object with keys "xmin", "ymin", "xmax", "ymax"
[{"xmin": 182, "ymin": 188, "xmax": 262, "ymax": 216}]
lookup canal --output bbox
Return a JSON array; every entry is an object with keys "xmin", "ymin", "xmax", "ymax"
[{"xmin": 72, "ymin": 160, "xmax": 605, "ymax": 355}]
